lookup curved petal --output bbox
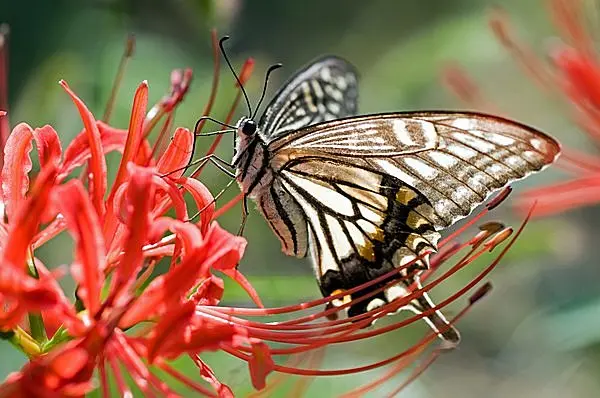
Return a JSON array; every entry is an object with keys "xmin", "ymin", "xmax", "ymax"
[
  {"xmin": 201, "ymin": 223, "xmax": 261, "ymax": 306},
  {"xmin": 190, "ymin": 275, "xmax": 224, "ymax": 306},
  {"xmin": 220, "ymin": 268, "xmax": 263, "ymax": 308},
  {"xmin": 104, "ymin": 83, "xmax": 149, "ymax": 244},
  {"xmin": 150, "ymin": 174, "xmax": 187, "ymax": 221},
  {"xmin": 203, "ymin": 223, "xmax": 246, "ymax": 272},
  {"xmin": 176, "ymin": 177, "xmax": 215, "ymax": 234},
  {"xmin": 109, "ymin": 164, "xmax": 154, "ymax": 303},
  {"xmin": 60, "ymin": 80, "xmax": 107, "ymax": 217},
  {"xmin": 33, "ymin": 125, "xmax": 62, "ymax": 168},
  {"xmin": 112, "ymin": 82, "xmax": 148, "ymax": 188},
  {"xmin": 145, "ymin": 300, "xmax": 196, "ymax": 362},
  {"xmin": 54, "ymin": 180, "xmax": 106, "ymax": 314},
  {"xmin": 0, "ymin": 265, "xmax": 68, "ymax": 331},
  {"xmin": 3, "ymin": 163, "xmax": 57, "ymax": 272},
  {"xmin": 60, "ymin": 122, "xmax": 127, "ymax": 179},
  {"xmin": 1, "ymin": 123, "xmax": 33, "ymax": 219},
  {"xmin": 156, "ymin": 127, "xmax": 192, "ymax": 178},
  {"xmin": 119, "ymin": 222, "xmax": 206, "ymax": 327},
  {"xmin": 147, "ymin": 307, "xmax": 248, "ymax": 362}
]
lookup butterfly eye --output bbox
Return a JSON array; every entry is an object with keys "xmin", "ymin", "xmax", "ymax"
[{"xmin": 241, "ymin": 120, "xmax": 257, "ymax": 136}]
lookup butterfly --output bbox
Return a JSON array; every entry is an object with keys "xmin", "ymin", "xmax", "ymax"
[{"xmin": 206, "ymin": 45, "xmax": 560, "ymax": 343}]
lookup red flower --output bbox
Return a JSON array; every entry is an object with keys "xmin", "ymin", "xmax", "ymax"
[
  {"xmin": 0, "ymin": 31, "xmax": 258, "ymax": 397},
  {"xmin": 444, "ymin": 0, "xmax": 600, "ymax": 217},
  {"xmin": 0, "ymin": 30, "xmax": 530, "ymax": 397}
]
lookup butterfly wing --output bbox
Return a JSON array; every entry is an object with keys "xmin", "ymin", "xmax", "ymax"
[
  {"xmin": 263, "ymin": 111, "xmax": 559, "ymax": 342},
  {"xmin": 271, "ymin": 111, "xmax": 560, "ymax": 230},
  {"xmin": 258, "ymin": 56, "xmax": 359, "ymax": 143}
]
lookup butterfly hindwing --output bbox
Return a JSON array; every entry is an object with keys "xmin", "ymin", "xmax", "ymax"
[
  {"xmin": 256, "ymin": 178, "xmax": 309, "ymax": 258},
  {"xmin": 258, "ymin": 56, "xmax": 359, "ymax": 142},
  {"xmin": 275, "ymin": 157, "xmax": 460, "ymax": 341},
  {"xmin": 278, "ymin": 158, "xmax": 440, "ymax": 273}
]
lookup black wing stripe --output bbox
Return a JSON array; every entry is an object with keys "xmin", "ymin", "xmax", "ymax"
[
  {"xmin": 284, "ymin": 161, "xmax": 441, "ymax": 229},
  {"xmin": 413, "ymin": 153, "xmax": 486, "ymax": 201},
  {"xmin": 320, "ymin": 214, "xmax": 346, "ymax": 269},
  {"xmin": 260, "ymin": 199, "xmax": 290, "ymax": 253},
  {"xmin": 442, "ymin": 136, "xmax": 522, "ymax": 181},
  {"xmin": 429, "ymin": 118, "xmax": 552, "ymax": 161},
  {"xmin": 287, "ymin": 167, "xmax": 384, "ymax": 196},
  {"xmin": 443, "ymin": 128, "xmax": 542, "ymax": 172},
  {"xmin": 270, "ymin": 184, "xmax": 299, "ymax": 255},
  {"xmin": 281, "ymin": 166, "xmax": 439, "ymax": 257},
  {"xmin": 281, "ymin": 172, "xmax": 412, "ymax": 236},
  {"xmin": 366, "ymin": 158, "xmax": 465, "ymax": 221},
  {"xmin": 280, "ymin": 173, "xmax": 358, "ymax": 222}
]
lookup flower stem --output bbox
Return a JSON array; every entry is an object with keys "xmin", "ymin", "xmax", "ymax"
[
  {"xmin": 26, "ymin": 250, "xmax": 47, "ymax": 343},
  {"xmin": 28, "ymin": 313, "xmax": 46, "ymax": 343}
]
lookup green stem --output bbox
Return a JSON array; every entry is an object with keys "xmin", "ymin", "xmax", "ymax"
[
  {"xmin": 28, "ymin": 313, "xmax": 47, "ymax": 342},
  {"xmin": 26, "ymin": 251, "xmax": 47, "ymax": 343}
]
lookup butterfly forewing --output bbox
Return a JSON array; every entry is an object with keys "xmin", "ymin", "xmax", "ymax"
[
  {"xmin": 270, "ymin": 111, "xmax": 560, "ymax": 229},
  {"xmin": 269, "ymin": 113, "xmax": 440, "ymax": 156},
  {"xmin": 258, "ymin": 56, "xmax": 359, "ymax": 142}
]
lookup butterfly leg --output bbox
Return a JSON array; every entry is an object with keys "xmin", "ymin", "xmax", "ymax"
[
  {"xmin": 189, "ymin": 154, "xmax": 236, "ymax": 179},
  {"xmin": 186, "ymin": 178, "xmax": 238, "ymax": 222},
  {"xmin": 400, "ymin": 275, "xmax": 460, "ymax": 344},
  {"xmin": 161, "ymin": 153, "xmax": 235, "ymax": 179},
  {"xmin": 184, "ymin": 115, "xmax": 237, "ymax": 174},
  {"xmin": 237, "ymin": 196, "xmax": 249, "ymax": 236},
  {"xmin": 169, "ymin": 155, "xmax": 238, "ymax": 223}
]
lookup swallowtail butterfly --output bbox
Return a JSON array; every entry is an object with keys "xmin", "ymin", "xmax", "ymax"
[{"xmin": 214, "ymin": 46, "xmax": 560, "ymax": 343}]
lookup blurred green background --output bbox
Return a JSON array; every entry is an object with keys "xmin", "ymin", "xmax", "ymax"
[{"xmin": 1, "ymin": 0, "xmax": 599, "ymax": 396}]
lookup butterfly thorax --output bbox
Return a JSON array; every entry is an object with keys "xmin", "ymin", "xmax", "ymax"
[{"xmin": 233, "ymin": 117, "xmax": 274, "ymax": 199}]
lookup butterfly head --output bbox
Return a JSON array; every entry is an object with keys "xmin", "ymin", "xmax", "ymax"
[
  {"xmin": 232, "ymin": 117, "xmax": 261, "ymax": 166},
  {"xmin": 238, "ymin": 117, "xmax": 258, "ymax": 137}
]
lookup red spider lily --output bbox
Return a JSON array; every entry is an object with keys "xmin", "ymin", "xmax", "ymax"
[
  {"xmin": 0, "ymin": 31, "xmax": 258, "ymax": 397},
  {"xmin": 444, "ymin": 0, "xmax": 600, "ymax": 217},
  {"xmin": 0, "ymin": 30, "xmax": 528, "ymax": 397}
]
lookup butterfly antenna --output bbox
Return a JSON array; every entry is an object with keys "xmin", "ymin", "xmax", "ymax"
[
  {"xmin": 252, "ymin": 63, "xmax": 283, "ymax": 120},
  {"xmin": 194, "ymin": 115, "xmax": 236, "ymax": 134},
  {"xmin": 219, "ymin": 36, "xmax": 252, "ymax": 116},
  {"xmin": 181, "ymin": 116, "xmax": 236, "ymax": 176}
]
